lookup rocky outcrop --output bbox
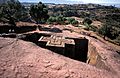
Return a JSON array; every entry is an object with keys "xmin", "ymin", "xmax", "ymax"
[{"xmin": 0, "ymin": 37, "xmax": 118, "ymax": 78}]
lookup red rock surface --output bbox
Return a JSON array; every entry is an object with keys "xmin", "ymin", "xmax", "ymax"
[
  {"xmin": 0, "ymin": 37, "xmax": 119, "ymax": 78},
  {"xmin": 0, "ymin": 23, "xmax": 120, "ymax": 78}
]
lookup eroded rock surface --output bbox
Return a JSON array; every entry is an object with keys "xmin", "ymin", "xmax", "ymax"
[{"xmin": 0, "ymin": 37, "xmax": 119, "ymax": 78}]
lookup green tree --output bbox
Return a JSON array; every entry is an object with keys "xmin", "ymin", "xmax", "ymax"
[
  {"xmin": 29, "ymin": 2, "xmax": 49, "ymax": 24},
  {"xmin": 67, "ymin": 18, "xmax": 78, "ymax": 25},
  {"xmin": 98, "ymin": 20, "xmax": 119, "ymax": 40},
  {"xmin": 56, "ymin": 15, "xmax": 66, "ymax": 24},
  {"xmin": 83, "ymin": 18, "xmax": 92, "ymax": 25},
  {"xmin": 47, "ymin": 16, "xmax": 66, "ymax": 25},
  {"xmin": 67, "ymin": 18, "xmax": 75, "ymax": 24},
  {"xmin": 98, "ymin": 23, "xmax": 110, "ymax": 39},
  {"xmin": 99, "ymin": 15, "xmax": 120, "ymax": 40},
  {"xmin": 71, "ymin": 20, "xmax": 78, "ymax": 25},
  {"xmin": 47, "ymin": 16, "xmax": 56, "ymax": 24},
  {"xmin": 82, "ymin": 18, "xmax": 92, "ymax": 30},
  {"xmin": 0, "ymin": 0, "xmax": 27, "ymax": 26}
]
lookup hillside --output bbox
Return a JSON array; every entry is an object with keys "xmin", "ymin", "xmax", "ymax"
[
  {"xmin": 0, "ymin": 1, "xmax": 120, "ymax": 78},
  {"xmin": 0, "ymin": 0, "xmax": 18, "ymax": 4}
]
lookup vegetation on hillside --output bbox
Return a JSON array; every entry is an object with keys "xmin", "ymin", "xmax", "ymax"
[
  {"xmin": 0, "ymin": 0, "xmax": 28, "ymax": 26},
  {"xmin": 29, "ymin": 2, "xmax": 49, "ymax": 24},
  {"xmin": 0, "ymin": 1, "xmax": 120, "ymax": 45},
  {"xmin": 47, "ymin": 16, "xmax": 78, "ymax": 25},
  {"xmin": 98, "ymin": 15, "xmax": 120, "ymax": 44},
  {"xmin": 48, "ymin": 4, "xmax": 120, "ymax": 44}
]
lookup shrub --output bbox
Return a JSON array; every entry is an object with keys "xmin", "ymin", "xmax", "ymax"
[
  {"xmin": 47, "ymin": 16, "xmax": 67, "ymax": 25},
  {"xmin": 83, "ymin": 18, "xmax": 92, "ymax": 25},
  {"xmin": 67, "ymin": 18, "xmax": 78, "ymax": 25},
  {"xmin": 71, "ymin": 20, "xmax": 79, "ymax": 25}
]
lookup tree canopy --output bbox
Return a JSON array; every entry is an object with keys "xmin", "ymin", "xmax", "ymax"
[
  {"xmin": 83, "ymin": 18, "xmax": 92, "ymax": 25},
  {"xmin": 0, "ymin": 0, "xmax": 28, "ymax": 26},
  {"xmin": 29, "ymin": 2, "xmax": 49, "ymax": 24},
  {"xmin": 99, "ymin": 18, "xmax": 119, "ymax": 40}
]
